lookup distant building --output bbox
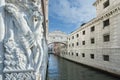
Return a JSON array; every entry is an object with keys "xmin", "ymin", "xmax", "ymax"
[{"xmin": 60, "ymin": 0, "xmax": 120, "ymax": 76}]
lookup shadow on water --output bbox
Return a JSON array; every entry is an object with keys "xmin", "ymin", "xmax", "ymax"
[{"xmin": 47, "ymin": 54, "xmax": 120, "ymax": 80}]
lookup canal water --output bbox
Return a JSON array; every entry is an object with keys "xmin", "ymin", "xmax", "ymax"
[{"xmin": 47, "ymin": 54, "xmax": 119, "ymax": 80}]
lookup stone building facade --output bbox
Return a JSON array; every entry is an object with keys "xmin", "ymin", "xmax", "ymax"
[{"xmin": 60, "ymin": 0, "xmax": 120, "ymax": 75}]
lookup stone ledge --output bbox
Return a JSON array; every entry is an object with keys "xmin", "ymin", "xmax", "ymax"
[
  {"xmin": 3, "ymin": 69, "xmax": 34, "ymax": 73},
  {"xmin": 4, "ymin": 71, "xmax": 35, "ymax": 80}
]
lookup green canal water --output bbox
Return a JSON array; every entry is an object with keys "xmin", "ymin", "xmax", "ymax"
[{"xmin": 47, "ymin": 54, "xmax": 119, "ymax": 80}]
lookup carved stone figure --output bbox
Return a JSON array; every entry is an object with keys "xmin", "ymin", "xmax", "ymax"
[{"xmin": 2, "ymin": 0, "xmax": 45, "ymax": 79}]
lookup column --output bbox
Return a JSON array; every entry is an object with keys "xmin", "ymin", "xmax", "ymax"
[{"xmin": 0, "ymin": 0, "xmax": 5, "ymax": 80}]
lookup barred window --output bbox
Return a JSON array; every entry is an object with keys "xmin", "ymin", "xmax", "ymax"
[
  {"xmin": 91, "ymin": 26, "xmax": 95, "ymax": 32},
  {"xmin": 76, "ymin": 53, "xmax": 78, "ymax": 56},
  {"xmin": 91, "ymin": 38, "xmax": 95, "ymax": 44},
  {"xmin": 82, "ymin": 53, "xmax": 85, "ymax": 57},
  {"xmin": 90, "ymin": 54, "xmax": 94, "ymax": 59},
  {"xmin": 83, "ymin": 30, "xmax": 85, "ymax": 35},
  {"xmin": 76, "ymin": 34, "xmax": 79, "ymax": 38},
  {"xmin": 104, "ymin": 0, "xmax": 109, "ymax": 8},
  {"xmin": 103, "ymin": 19, "xmax": 110, "ymax": 28},
  {"xmin": 76, "ymin": 42, "xmax": 79, "ymax": 46},
  {"xmin": 82, "ymin": 41, "xmax": 85, "ymax": 45},
  {"xmin": 103, "ymin": 34, "xmax": 110, "ymax": 42},
  {"xmin": 103, "ymin": 55, "xmax": 109, "ymax": 61}
]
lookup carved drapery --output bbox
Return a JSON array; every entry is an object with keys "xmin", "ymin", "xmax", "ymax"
[{"xmin": 2, "ymin": 0, "xmax": 45, "ymax": 79}]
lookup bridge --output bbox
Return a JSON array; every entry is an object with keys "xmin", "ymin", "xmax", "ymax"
[
  {"xmin": 47, "ymin": 30, "xmax": 67, "ymax": 44},
  {"xmin": 47, "ymin": 30, "xmax": 67, "ymax": 54}
]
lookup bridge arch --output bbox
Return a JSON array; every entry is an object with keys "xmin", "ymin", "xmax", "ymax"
[
  {"xmin": 47, "ymin": 30, "xmax": 68, "ymax": 45},
  {"xmin": 47, "ymin": 30, "xmax": 68, "ymax": 54},
  {"xmin": 48, "ymin": 41, "xmax": 67, "ymax": 46}
]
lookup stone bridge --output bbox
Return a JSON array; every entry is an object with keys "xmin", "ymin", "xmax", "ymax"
[
  {"xmin": 47, "ymin": 30, "xmax": 68, "ymax": 45},
  {"xmin": 47, "ymin": 30, "xmax": 68, "ymax": 54}
]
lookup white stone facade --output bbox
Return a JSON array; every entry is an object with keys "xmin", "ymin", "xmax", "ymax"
[
  {"xmin": 0, "ymin": 0, "xmax": 48, "ymax": 80},
  {"xmin": 48, "ymin": 30, "xmax": 67, "ymax": 44},
  {"xmin": 60, "ymin": 0, "xmax": 120, "ymax": 75}
]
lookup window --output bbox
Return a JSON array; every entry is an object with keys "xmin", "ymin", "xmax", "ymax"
[
  {"xmin": 103, "ymin": 19, "xmax": 110, "ymax": 28},
  {"xmin": 91, "ymin": 38, "xmax": 95, "ymax": 44},
  {"xmin": 103, "ymin": 55, "xmax": 109, "ymax": 61},
  {"xmin": 76, "ymin": 42, "xmax": 79, "ymax": 46},
  {"xmin": 104, "ymin": 0, "xmax": 109, "ymax": 8},
  {"xmin": 90, "ymin": 54, "xmax": 94, "ymax": 59},
  {"xmin": 72, "ymin": 43, "xmax": 74, "ymax": 47},
  {"xmin": 103, "ymin": 34, "xmax": 110, "ymax": 42},
  {"xmin": 76, "ymin": 53, "xmax": 78, "ymax": 56},
  {"xmin": 82, "ymin": 41, "xmax": 85, "ymax": 45},
  {"xmin": 72, "ymin": 36, "xmax": 74, "ymax": 39},
  {"xmin": 76, "ymin": 34, "xmax": 79, "ymax": 38},
  {"xmin": 72, "ymin": 52, "xmax": 74, "ymax": 55},
  {"xmin": 83, "ymin": 30, "xmax": 85, "ymax": 35},
  {"xmin": 82, "ymin": 53, "xmax": 85, "ymax": 57},
  {"xmin": 91, "ymin": 26, "xmax": 95, "ymax": 32}
]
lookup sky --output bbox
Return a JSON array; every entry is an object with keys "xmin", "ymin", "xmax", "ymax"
[{"xmin": 49, "ymin": 0, "xmax": 96, "ymax": 34}]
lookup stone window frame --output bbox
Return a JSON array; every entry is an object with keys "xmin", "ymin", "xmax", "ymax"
[
  {"xmin": 76, "ymin": 53, "xmax": 78, "ymax": 56},
  {"xmin": 76, "ymin": 34, "xmax": 79, "ymax": 38},
  {"xmin": 91, "ymin": 26, "xmax": 95, "ymax": 32},
  {"xmin": 82, "ymin": 53, "xmax": 85, "ymax": 57},
  {"xmin": 103, "ymin": 19, "xmax": 110, "ymax": 28},
  {"xmin": 103, "ymin": 55, "xmax": 109, "ymax": 61},
  {"xmin": 82, "ymin": 30, "xmax": 85, "ymax": 35},
  {"xmin": 103, "ymin": 0, "xmax": 109, "ymax": 8},
  {"xmin": 90, "ymin": 54, "xmax": 95, "ymax": 59},
  {"xmin": 72, "ymin": 52, "xmax": 74, "ymax": 55},
  {"xmin": 72, "ymin": 43, "xmax": 74, "ymax": 47},
  {"xmin": 76, "ymin": 42, "xmax": 79, "ymax": 46},
  {"xmin": 91, "ymin": 38, "xmax": 95, "ymax": 44},
  {"xmin": 103, "ymin": 33, "xmax": 110, "ymax": 42},
  {"xmin": 82, "ymin": 41, "xmax": 85, "ymax": 45}
]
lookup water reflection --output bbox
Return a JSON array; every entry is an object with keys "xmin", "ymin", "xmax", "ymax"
[{"xmin": 47, "ymin": 54, "xmax": 119, "ymax": 80}]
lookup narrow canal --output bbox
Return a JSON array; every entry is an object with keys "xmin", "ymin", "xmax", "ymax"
[{"xmin": 47, "ymin": 54, "xmax": 119, "ymax": 80}]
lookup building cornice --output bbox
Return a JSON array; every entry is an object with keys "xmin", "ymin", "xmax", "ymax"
[
  {"xmin": 70, "ymin": 3, "xmax": 120, "ymax": 36},
  {"xmin": 86, "ymin": 3, "xmax": 120, "ymax": 28},
  {"xmin": 93, "ymin": 0, "xmax": 104, "ymax": 6}
]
